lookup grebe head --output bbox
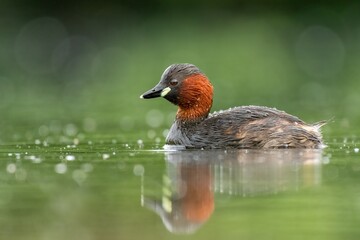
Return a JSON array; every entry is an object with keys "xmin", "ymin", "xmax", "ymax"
[{"xmin": 140, "ymin": 63, "xmax": 214, "ymax": 120}]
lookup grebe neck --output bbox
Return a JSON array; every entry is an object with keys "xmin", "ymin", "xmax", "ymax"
[{"xmin": 176, "ymin": 74, "xmax": 213, "ymax": 122}]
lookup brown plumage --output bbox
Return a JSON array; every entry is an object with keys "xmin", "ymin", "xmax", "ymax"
[{"xmin": 140, "ymin": 63, "xmax": 325, "ymax": 149}]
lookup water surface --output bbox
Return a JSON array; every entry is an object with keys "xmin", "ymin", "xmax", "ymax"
[{"xmin": 0, "ymin": 139, "xmax": 359, "ymax": 240}]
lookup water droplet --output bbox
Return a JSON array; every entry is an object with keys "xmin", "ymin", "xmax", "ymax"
[
  {"xmin": 32, "ymin": 157, "xmax": 42, "ymax": 164},
  {"xmin": 102, "ymin": 154, "xmax": 110, "ymax": 160},
  {"xmin": 65, "ymin": 155, "xmax": 75, "ymax": 161},
  {"xmin": 35, "ymin": 139, "xmax": 41, "ymax": 145},
  {"xmin": 322, "ymin": 155, "xmax": 330, "ymax": 164},
  {"xmin": 24, "ymin": 155, "xmax": 41, "ymax": 163},
  {"xmin": 355, "ymin": 148, "xmax": 359, "ymax": 153},
  {"xmin": 133, "ymin": 164, "xmax": 144, "ymax": 176},
  {"xmin": 64, "ymin": 123, "xmax": 78, "ymax": 136},
  {"xmin": 55, "ymin": 163, "xmax": 67, "ymax": 174},
  {"xmin": 137, "ymin": 139, "xmax": 144, "ymax": 147},
  {"xmin": 6, "ymin": 163, "xmax": 16, "ymax": 174}
]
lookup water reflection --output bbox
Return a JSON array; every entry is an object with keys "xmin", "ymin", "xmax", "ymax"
[{"xmin": 142, "ymin": 149, "xmax": 326, "ymax": 234}]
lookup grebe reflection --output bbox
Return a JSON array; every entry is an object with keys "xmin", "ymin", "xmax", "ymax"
[{"xmin": 141, "ymin": 149, "xmax": 326, "ymax": 234}]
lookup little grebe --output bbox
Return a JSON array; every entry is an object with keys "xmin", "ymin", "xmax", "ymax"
[{"xmin": 140, "ymin": 63, "xmax": 325, "ymax": 149}]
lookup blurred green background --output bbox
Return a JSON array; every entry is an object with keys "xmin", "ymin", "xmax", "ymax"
[
  {"xmin": 1, "ymin": 2, "xmax": 360, "ymax": 240},
  {"xmin": 1, "ymin": 1, "xmax": 359, "ymax": 143}
]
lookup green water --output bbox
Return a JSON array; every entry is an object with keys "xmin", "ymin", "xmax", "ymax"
[
  {"xmin": 1, "ymin": 4, "xmax": 360, "ymax": 239},
  {"xmin": 0, "ymin": 135, "xmax": 359, "ymax": 240}
]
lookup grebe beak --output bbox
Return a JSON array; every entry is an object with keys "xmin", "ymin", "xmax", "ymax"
[{"xmin": 140, "ymin": 83, "xmax": 171, "ymax": 99}]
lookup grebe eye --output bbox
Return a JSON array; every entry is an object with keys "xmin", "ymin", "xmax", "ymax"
[{"xmin": 169, "ymin": 79, "xmax": 178, "ymax": 86}]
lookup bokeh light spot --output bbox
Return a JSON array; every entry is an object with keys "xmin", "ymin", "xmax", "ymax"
[
  {"xmin": 295, "ymin": 25, "xmax": 345, "ymax": 78},
  {"xmin": 6, "ymin": 163, "xmax": 16, "ymax": 174},
  {"xmin": 15, "ymin": 17, "xmax": 68, "ymax": 74},
  {"xmin": 133, "ymin": 164, "xmax": 145, "ymax": 176},
  {"xmin": 146, "ymin": 109, "xmax": 164, "ymax": 128},
  {"xmin": 55, "ymin": 163, "xmax": 67, "ymax": 174}
]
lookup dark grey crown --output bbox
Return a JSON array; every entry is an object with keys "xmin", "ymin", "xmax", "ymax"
[{"xmin": 161, "ymin": 63, "xmax": 202, "ymax": 82}]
